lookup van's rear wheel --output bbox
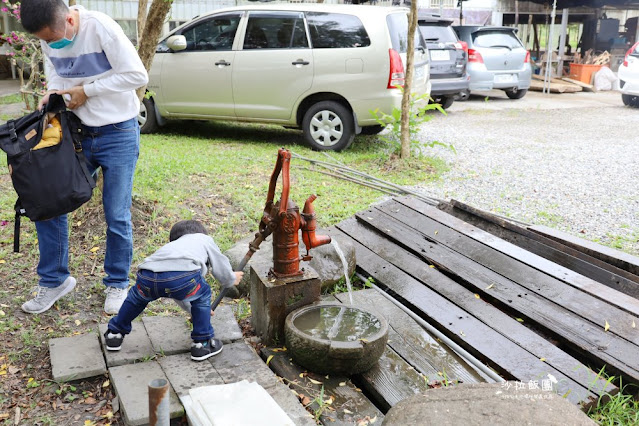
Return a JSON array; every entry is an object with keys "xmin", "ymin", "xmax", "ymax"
[
  {"xmin": 302, "ymin": 101, "xmax": 354, "ymax": 151},
  {"xmin": 504, "ymin": 88, "xmax": 527, "ymax": 99},
  {"xmin": 139, "ymin": 97, "xmax": 158, "ymax": 134}
]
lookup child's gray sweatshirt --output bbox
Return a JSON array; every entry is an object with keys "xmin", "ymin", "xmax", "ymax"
[{"xmin": 138, "ymin": 234, "xmax": 236, "ymax": 288}]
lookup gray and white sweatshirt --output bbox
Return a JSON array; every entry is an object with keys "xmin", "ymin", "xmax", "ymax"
[
  {"xmin": 138, "ymin": 234, "xmax": 236, "ymax": 288},
  {"xmin": 42, "ymin": 5, "xmax": 148, "ymax": 126}
]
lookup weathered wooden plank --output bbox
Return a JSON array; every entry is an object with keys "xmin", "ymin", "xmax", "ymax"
[
  {"xmin": 261, "ymin": 347, "xmax": 384, "ymax": 425},
  {"xmin": 439, "ymin": 200, "xmax": 639, "ymax": 295},
  {"xmin": 334, "ymin": 220, "xmax": 616, "ymax": 401},
  {"xmin": 351, "ymin": 208, "xmax": 639, "ymax": 383},
  {"xmin": 396, "ymin": 201, "xmax": 639, "ymax": 345},
  {"xmin": 336, "ymin": 220, "xmax": 601, "ymax": 406},
  {"xmin": 530, "ymin": 224, "xmax": 639, "ymax": 277},
  {"xmin": 334, "ymin": 289, "xmax": 488, "ymax": 385},
  {"xmin": 354, "ymin": 345, "xmax": 431, "ymax": 412}
]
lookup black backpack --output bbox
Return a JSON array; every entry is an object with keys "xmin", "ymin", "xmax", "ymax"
[{"xmin": 0, "ymin": 94, "xmax": 96, "ymax": 252}]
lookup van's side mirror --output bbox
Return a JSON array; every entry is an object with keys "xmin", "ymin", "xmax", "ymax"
[{"xmin": 167, "ymin": 35, "xmax": 187, "ymax": 52}]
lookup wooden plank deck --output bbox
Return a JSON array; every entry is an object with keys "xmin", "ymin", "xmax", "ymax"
[
  {"xmin": 332, "ymin": 223, "xmax": 613, "ymax": 408},
  {"xmin": 440, "ymin": 200, "xmax": 639, "ymax": 296},
  {"xmin": 343, "ymin": 202, "xmax": 639, "ymax": 385}
]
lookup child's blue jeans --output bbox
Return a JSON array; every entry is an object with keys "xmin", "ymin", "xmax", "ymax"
[{"xmin": 108, "ymin": 269, "xmax": 215, "ymax": 341}]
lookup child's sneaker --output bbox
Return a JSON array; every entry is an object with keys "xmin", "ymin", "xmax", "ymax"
[
  {"xmin": 104, "ymin": 330, "xmax": 124, "ymax": 351},
  {"xmin": 191, "ymin": 338, "xmax": 223, "ymax": 361}
]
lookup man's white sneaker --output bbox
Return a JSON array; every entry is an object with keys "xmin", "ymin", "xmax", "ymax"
[
  {"xmin": 104, "ymin": 287, "xmax": 129, "ymax": 315},
  {"xmin": 21, "ymin": 276, "xmax": 76, "ymax": 314}
]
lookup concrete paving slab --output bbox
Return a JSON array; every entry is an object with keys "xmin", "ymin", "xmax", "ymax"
[
  {"xmin": 209, "ymin": 341, "xmax": 280, "ymax": 389},
  {"xmin": 99, "ymin": 323, "xmax": 155, "ymax": 367},
  {"xmin": 109, "ymin": 361, "xmax": 184, "ymax": 426},
  {"xmin": 211, "ymin": 303, "xmax": 243, "ymax": 343},
  {"xmin": 159, "ymin": 353, "xmax": 225, "ymax": 397},
  {"xmin": 381, "ymin": 382, "xmax": 596, "ymax": 426},
  {"xmin": 266, "ymin": 382, "xmax": 316, "ymax": 426},
  {"xmin": 49, "ymin": 332, "xmax": 107, "ymax": 382},
  {"xmin": 142, "ymin": 316, "xmax": 191, "ymax": 356}
]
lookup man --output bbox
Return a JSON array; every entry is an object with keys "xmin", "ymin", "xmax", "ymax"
[{"xmin": 20, "ymin": 0, "xmax": 148, "ymax": 314}]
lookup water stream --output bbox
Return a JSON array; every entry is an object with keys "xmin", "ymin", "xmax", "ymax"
[{"xmin": 331, "ymin": 240, "xmax": 353, "ymax": 305}]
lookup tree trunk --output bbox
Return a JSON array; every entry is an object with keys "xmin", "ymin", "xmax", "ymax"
[
  {"xmin": 136, "ymin": 0, "xmax": 173, "ymax": 101},
  {"xmin": 137, "ymin": 0, "xmax": 149, "ymax": 46},
  {"xmin": 399, "ymin": 2, "xmax": 418, "ymax": 159}
]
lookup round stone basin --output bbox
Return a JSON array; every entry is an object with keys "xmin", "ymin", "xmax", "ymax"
[{"xmin": 285, "ymin": 302, "xmax": 389, "ymax": 375}]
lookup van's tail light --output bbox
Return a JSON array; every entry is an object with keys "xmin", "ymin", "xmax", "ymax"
[
  {"xmin": 524, "ymin": 51, "xmax": 530, "ymax": 63},
  {"xmin": 459, "ymin": 41, "xmax": 468, "ymax": 53},
  {"xmin": 623, "ymin": 41, "xmax": 639, "ymax": 67},
  {"xmin": 468, "ymin": 48, "xmax": 484, "ymax": 63},
  {"xmin": 388, "ymin": 48, "xmax": 405, "ymax": 89}
]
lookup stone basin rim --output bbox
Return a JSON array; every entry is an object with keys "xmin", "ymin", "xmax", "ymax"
[{"xmin": 287, "ymin": 301, "xmax": 388, "ymax": 345}]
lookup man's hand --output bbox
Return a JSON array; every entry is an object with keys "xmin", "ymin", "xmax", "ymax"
[
  {"xmin": 233, "ymin": 271, "xmax": 244, "ymax": 286},
  {"xmin": 56, "ymin": 86, "xmax": 88, "ymax": 109},
  {"xmin": 37, "ymin": 91, "xmax": 56, "ymax": 111}
]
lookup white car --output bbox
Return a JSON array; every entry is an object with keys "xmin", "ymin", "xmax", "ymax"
[{"xmin": 619, "ymin": 41, "xmax": 639, "ymax": 107}]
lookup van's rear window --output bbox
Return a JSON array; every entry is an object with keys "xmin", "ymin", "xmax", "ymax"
[
  {"xmin": 306, "ymin": 12, "xmax": 370, "ymax": 48},
  {"xmin": 387, "ymin": 12, "xmax": 426, "ymax": 53}
]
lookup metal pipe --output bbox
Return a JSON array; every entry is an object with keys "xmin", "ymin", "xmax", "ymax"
[
  {"xmin": 148, "ymin": 378, "xmax": 170, "ymax": 426},
  {"xmin": 355, "ymin": 273, "xmax": 504, "ymax": 383}
]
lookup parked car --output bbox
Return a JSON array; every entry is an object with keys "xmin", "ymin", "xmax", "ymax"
[
  {"xmin": 452, "ymin": 25, "xmax": 531, "ymax": 99},
  {"xmin": 619, "ymin": 41, "xmax": 639, "ymax": 107},
  {"xmin": 139, "ymin": 4, "xmax": 430, "ymax": 151},
  {"xmin": 418, "ymin": 13, "xmax": 468, "ymax": 109}
]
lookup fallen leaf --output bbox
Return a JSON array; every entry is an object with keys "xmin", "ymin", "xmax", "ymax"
[
  {"xmin": 266, "ymin": 355, "xmax": 274, "ymax": 366},
  {"xmin": 102, "ymin": 380, "xmax": 110, "ymax": 388},
  {"xmin": 343, "ymin": 409, "xmax": 353, "ymax": 414},
  {"xmin": 309, "ymin": 378, "xmax": 322, "ymax": 385},
  {"xmin": 485, "ymin": 284, "xmax": 494, "ymax": 290},
  {"xmin": 75, "ymin": 320, "xmax": 81, "ymax": 326},
  {"xmin": 103, "ymin": 411, "xmax": 114, "ymax": 420},
  {"xmin": 75, "ymin": 221, "xmax": 82, "ymax": 227},
  {"xmin": 301, "ymin": 396, "xmax": 311, "ymax": 406},
  {"xmin": 474, "ymin": 294, "xmax": 480, "ymax": 299},
  {"xmin": 0, "ymin": 310, "xmax": 4, "ymax": 317},
  {"xmin": 89, "ymin": 247, "xmax": 99, "ymax": 253},
  {"xmin": 604, "ymin": 320, "xmax": 610, "ymax": 332},
  {"xmin": 272, "ymin": 347, "xmax": 287, "ymax": 352},
  {"xmin": 429, "ymin": 265, "xmax": 435, "ymax": 268},
  {"xmin": 515, "ymin": 318, "xmax": 524, "ymax": 323},
  {"xmin": 339, "ymin": 382, "xmax": 346, "ymax": 387},
  {"xmin": 354, "ymin": 388, "xmax": 362, "ymax": 392},
  {"xmin": 359, "ymin": 338, "xmax": 369, "ymax": 343},
  {"xmin": 0, "ymin": 304, "xmax": 7, "ymax": 308},
  {"xmin": 633, "ymin": 320, "xmax": 636, "ymax": 329},
  {"xmin": 434, "ymin": 230, "xmax": 439, "ymax": 234},
  {"xmin": 460, "ymin": 331, "xmax": 466, "ymax": 337},
  {"xmin": 0, "ymin": 260, "xmax": 5, "ymax": 264},
  {"xmin": 299, "ymin": 373, "xmax": 305, "ymax": 378},
  {"xmin": 540, "ymin": 358, "xmax": 546, "ymax": 362},
  {"xmin": 84, "ymin": 397, "xmax": 97, "ymax": 404}
]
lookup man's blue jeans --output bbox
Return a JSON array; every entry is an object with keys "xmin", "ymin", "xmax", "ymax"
[
  {"xmin": 35, "ymin": 118, "xmax": 139, "ymax": 289},
  {"xmin": 108, "ymin": 270, "xmax": 215, "ymax": 342}
]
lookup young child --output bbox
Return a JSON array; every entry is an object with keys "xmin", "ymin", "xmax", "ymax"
[{"xmin": 103, "ymin": 220, "xmax": 243, "ymax": 361}]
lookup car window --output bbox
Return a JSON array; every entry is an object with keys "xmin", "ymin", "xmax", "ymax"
[
  {"xmin": 180, "ymin": 13, "xmax": 242, "ymax": 51},
  {"xmin": 387, "ymin": 12, "xmax": 426, "ymax": 53},
  {"xmin": 419, "ymin": 24, "xmax": 457, "ymax": 43},
  {"xmin": 472, "ymin": 31, "xmax": 522, "ymax": 49},
  {"xmin": 306, "ymin": 12, "xmax": 370, "ymax": 49},
  {"xmin": 244, "ymin": 12, "xmax": 308, "ymax": 50}
]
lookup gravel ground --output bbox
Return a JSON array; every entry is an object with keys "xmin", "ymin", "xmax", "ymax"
[{"xmin": 413, "ymin": 99, "xmax": 639, "ymax": 256}]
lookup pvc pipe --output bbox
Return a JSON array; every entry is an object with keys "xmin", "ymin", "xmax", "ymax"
[
  {"xmin": 148, "ymin": 378, "xmax": 170, "ymax": 426},
  {"xmin": 355, "ymin": 273, "xmax": 504, "ymax": 383}
]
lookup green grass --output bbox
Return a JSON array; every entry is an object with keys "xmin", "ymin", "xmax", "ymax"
[
  {"xmin": 131, "ymin": 120, "xmax": 447, "ymax": 255},
  {"xmin": 588, "ymin": 375, "xmax": 639, "ymax": 425},
  {"xmin": 0, "ymin": 93, "xmax": 22, "ymax": 105}
]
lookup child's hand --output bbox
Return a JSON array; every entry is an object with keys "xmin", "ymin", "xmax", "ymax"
[{"xmin": 233, "ymin": 271, "xmax": 243, "ymax": 286}]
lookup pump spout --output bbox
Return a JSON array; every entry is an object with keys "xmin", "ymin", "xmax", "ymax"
[{"xmin": 301, "ymin": 194, "xmax": 331, "ymax": 253}]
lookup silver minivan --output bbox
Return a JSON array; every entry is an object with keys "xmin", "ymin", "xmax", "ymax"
[
  {"xmin": 140, "ymin": 4, "xmax": 430, "ymax": 151},
  {"xmin": 453, "ymin": 26, "xmax": 531, "ymax": 99}
]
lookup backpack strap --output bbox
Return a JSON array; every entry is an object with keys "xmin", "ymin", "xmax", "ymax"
[
  {"xmin": 7, "ymin": 119, "xmax": 17, "ymax": 142},
  {"xmin": 13, "ymin": 199, "xmax": 23, "ymax": 253}
]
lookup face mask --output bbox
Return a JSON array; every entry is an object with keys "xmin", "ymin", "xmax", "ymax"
[{"xmin": 48, "ymin": 25, "xmax": 76, "ymax": 49}]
